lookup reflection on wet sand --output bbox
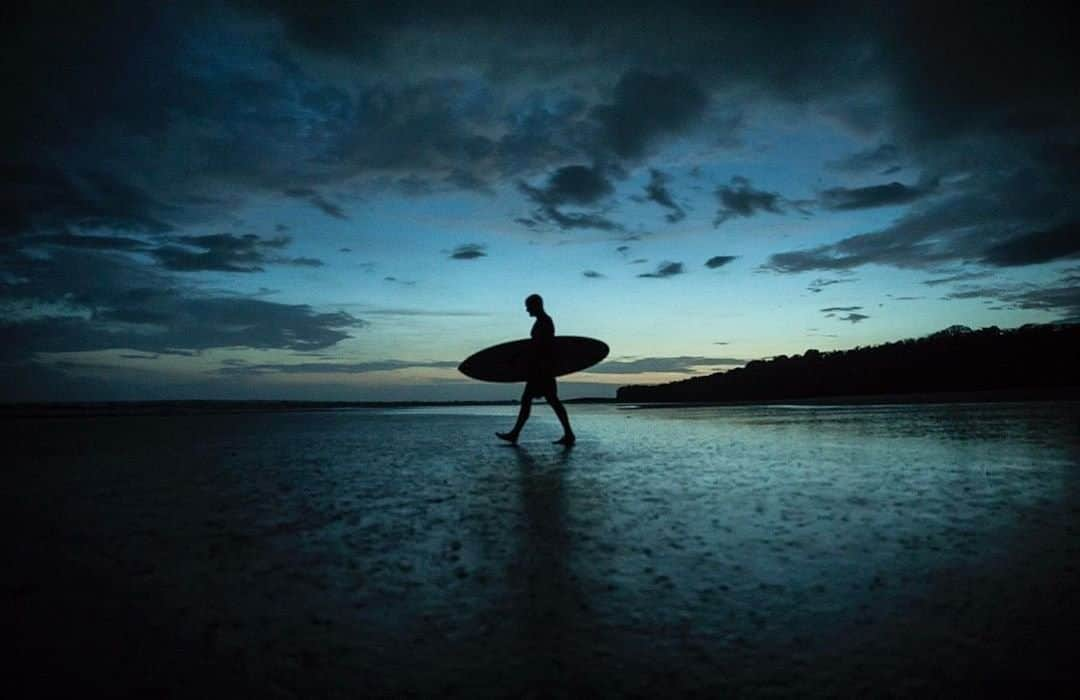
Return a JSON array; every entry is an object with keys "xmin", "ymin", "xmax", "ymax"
[{"xmin": 509, "ymin": 446, "xmax": 607, "ymax": 693}]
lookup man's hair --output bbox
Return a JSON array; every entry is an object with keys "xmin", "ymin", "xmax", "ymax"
[{"xmin": 525, "ymin": 293, "xmax": 543, "ymax": 308}]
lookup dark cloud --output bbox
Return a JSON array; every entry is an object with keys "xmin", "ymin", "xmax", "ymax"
[
  {"xmin": 0, "ymin": 249, "xmax": 362, "ymax": 362},
  {"xmin": 641, "ymin": 169, "xmax": 686, "ymax": 222},
  {"xmin": 767, "ymin": 176, "xmax": 1078, "ymax": 273},
  {"xmin": 3, "ymin": 163, "xmax": 177, "ymax": 238},
  {"xmin": 535, "ymin": 208, "xmax": 622, "ymax": 232},
  {"xmin": 0, "ymin": 295, "xmax": 361, "ymax": 362},
  {"xmin": 150, "ymin": 234, "xmax": 291, "ymax": 273},
  {"xmin": 638, "ymin": 261, "xmax": 684, "ymax": 278},
  {"xmin": 590, "ymin": 356, "xmax": 744, "ymax": 374},
  {"xmin": 819, "ymin": 180, "xmax": 935, "ymax": 211},
  {"xmin": 582, "ymin": 270, "xmax": 605, "ymax": 278},
  {"xmin": 33, "ymin": 233, "xmax": 148, "ymax": 251},
  {"xmin": 820, "ymin": 306, "xmax": 862, "ymax": 313},
  {"xmin": 714, "ymin": 177, "xmax": 784, "ymax": 226},
  {"xmin": 923, "ymin": 271, "xmax": 994, "ymax": 286},
  {"xmin": 838, "ymin": 313, "xmax": 868, "ymax": 323},
  {"xmin": 980, "ymin": 222, "xmax": 1080, "ymax": 267},
  {"xmin": 881, "ymin": 4, "xmax": 1076, "ymax": 142},
  {"xmin": 449, "ymin": 243, "xmax": 487, "ymax": 260},
  {"xmin": 519, "ymin": 165, "xmax": 620, "ymax": 231},
  {"xmin": 592, "ymin": 70, "xmax": 708, "ymax": 160},
  {"xmin": 705, "ymin": 255, "xmax": 736, "ymax": 269},
  {"xmin": 826, "ymin": 144, "xmax": 901, "ymax": 173},
  {"xmin": 284, "ymin": 188, "xmax": 349, "ymax": 220},
  {"xmin": 519, "ymin": 165, "xmax": 613, "ymax": 206},
  {"xmin": 942, "ymin": 280, "xmax": 1080, "ymax": 323},
  {"xmin": 616, "ymin": 245, "xmax": 630, "ymax": 255},
  {"xmin": 7, "ymin": 1, "xmax": 1077, "ymax": 244},
  {"xmin": 358, "ymin": 307, "xmax": 490, "ymax": 317},
  {"xmin": 807, "ymin": 277, "xmax": 855, "ymax": 293}
]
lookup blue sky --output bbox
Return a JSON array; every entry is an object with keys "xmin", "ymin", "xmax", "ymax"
[{"xmin": 3, "ymin": 2, "xmax": 1077, "ymax": 401}]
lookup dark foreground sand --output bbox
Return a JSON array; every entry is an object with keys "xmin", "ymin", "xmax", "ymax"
[{"xmin": 6, "ymin": 404, "xmax": 1080, "ymax": 697}]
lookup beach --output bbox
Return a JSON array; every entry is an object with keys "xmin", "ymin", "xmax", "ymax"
[{"xmin": 8, "ymin": 402, "xmax": 1080, "ymax": 697}]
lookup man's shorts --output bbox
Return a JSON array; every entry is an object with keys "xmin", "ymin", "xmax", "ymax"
[{"xmin": 524, "ymin": 375, "xmax": 557, "ymax": 399}]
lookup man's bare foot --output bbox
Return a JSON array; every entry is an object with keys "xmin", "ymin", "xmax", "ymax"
[
  {"xmin": 553, "ymin": 434, "xmax": 576, "ymax": 446},
  {"xmin": 496, "ymin": 431, "xmax": 518, "ymax": 444}
]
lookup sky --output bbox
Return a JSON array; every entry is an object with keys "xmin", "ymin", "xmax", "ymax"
[{"xmin": 3, "ymin": 1, "xmax": 1078, "ymax": 401}]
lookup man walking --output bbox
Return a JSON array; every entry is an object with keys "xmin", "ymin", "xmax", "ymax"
[{"xmin": 497, "ymin": 294, "xmax": 576, "ymax": 446}]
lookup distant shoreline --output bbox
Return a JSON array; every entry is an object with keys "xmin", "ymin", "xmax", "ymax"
[
  {"xmin": 3, "ymin": 388, "xmax": 1078, "ymax": 418},
  {"xmin": 0, "ymin": 396, "xmax": 615, "ymax": 418}
]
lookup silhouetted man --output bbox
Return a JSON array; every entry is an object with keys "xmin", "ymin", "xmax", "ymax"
[{"xmin": 497, "ymin": 294, "xmax": 576, "ymax": 446}]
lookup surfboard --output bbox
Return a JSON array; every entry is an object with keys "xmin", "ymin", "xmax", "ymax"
[{"xmin": 458, "ymin": 336, "xmax": 609, "ymax": 383}]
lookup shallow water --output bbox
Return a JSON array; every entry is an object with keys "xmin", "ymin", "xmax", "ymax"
[{"xmin": 9, "ymin": 402, "xmax": 1080, "ymax": 696}]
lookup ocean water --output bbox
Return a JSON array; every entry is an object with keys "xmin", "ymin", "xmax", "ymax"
[{"xmin": 9, "ymin": 402, "xmax": 1080, "ymax": 696}]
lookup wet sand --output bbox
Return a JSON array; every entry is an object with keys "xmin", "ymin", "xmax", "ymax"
[{"xmin": 7, "ymin": 403, "xmax": 1080, "ymax": 697}]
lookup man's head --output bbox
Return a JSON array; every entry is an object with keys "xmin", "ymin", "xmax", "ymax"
[{"xmin": 525, "ymin": 293, "xmax": 543, "ymax": 316}]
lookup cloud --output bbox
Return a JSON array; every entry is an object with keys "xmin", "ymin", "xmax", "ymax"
[
  {"xmin": 592, "ymin": 70, "xmax": 708, "ymax": 160},
  {"xmin": 149, "ymin": 234, "xmax": 292, "ymax": 273},
  {"xmin": 283, "ymin": 188, "xmax": 349, "ymax": 220},
  {"xmin": 34, "ymin": 233, "xmax": 149, "ymax": 251},
  {"xmin": 518, "ymin": 164, "xmax": 622, "ymax": 231},
  {"xmin": 0, "ymin": 249, "xmax": 362, "ymax": 361},
  {"xmin": 449, "ymin": 243, "xmax": 487, "ymax": 260},
  {"xmin": 714, "ymin": 177, "xmax": 784, "ymax": 226},
  {"xmin": 765, "ymin": 175, "xmax": 1078, "ymax": 273},
  {"xmin": 837, "ymin": 313, "xmax": 868, "ymax": 323},
  {"xmin": 520, "ymin": 165, "xmax": 613, "ymax": 207},
  {"xmin": 289, "ymin": 257, "xmax": 324, "ymax": 267},
  {"xmin": 582, "ymin": 270, "xmax": 605, "ymax": 278},
  {"xmin": 215, "ymin": 359, "xmax": 458, "ymax": 376},
  {"xmin": 0, "ymin": 296, "xmax": 362, "ymax": 361},
  {"xmin": 826, "ymin": 144, "xmax": 901, "ymax": 173},
  {"xmin": 705, "ymin": 255, "xmax": 736, "ymax": 269},
  {"xmin": 923, "ymin": 271, "xmax": 994, "ymax": 286},
  {"xmin": 819, "ymin": 180, "xmax": 935, "ymax": 210},
  {"xmin": 642, "ymin": 169, "xmax": 686, "ymax": 222},
  {"xmin": 535, "ymin": 208, "xmax": 622, "ymax": 232},
  {"xmin": 637, "ymin": 261, "xmax": 684, "ymax": 278},
  {"xmin": 357, "ymin": 307, "xmax": 490, "ymax": 317},
  {"xmin": 941, "ymin": 276, "xmax": 1080, "ymax": 323},
  {"xmin": 980, "ymin": 222, "xmax": 1080, "ymax": 266},
  {"xmin": 7, "ymin": 2, "xmax": 1077, "ymax": 248},
  {"xmin": 590, "ymin": 355, "xmax": 744, "ymax": 374},
  {"xmin": 820, "ymin": 306, "xmax": 862, "ymax": 313},
  {"xmin": 807, "ymin": 277, "xmax": 855, "ymax": 293}
]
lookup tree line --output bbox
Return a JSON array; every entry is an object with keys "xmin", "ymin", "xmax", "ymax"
[{"xmin": 616, "ymin": 323, "xmax": 1080, "ymax": 403}]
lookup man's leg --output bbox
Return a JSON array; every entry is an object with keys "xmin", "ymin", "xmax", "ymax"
[
  {"xmin": 497, "ymin": 390, "xmax": 532, "ymax": 443},
  {"xmin": 546, "ymin": 391, "xmax": 575, "ymax": 445}
]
